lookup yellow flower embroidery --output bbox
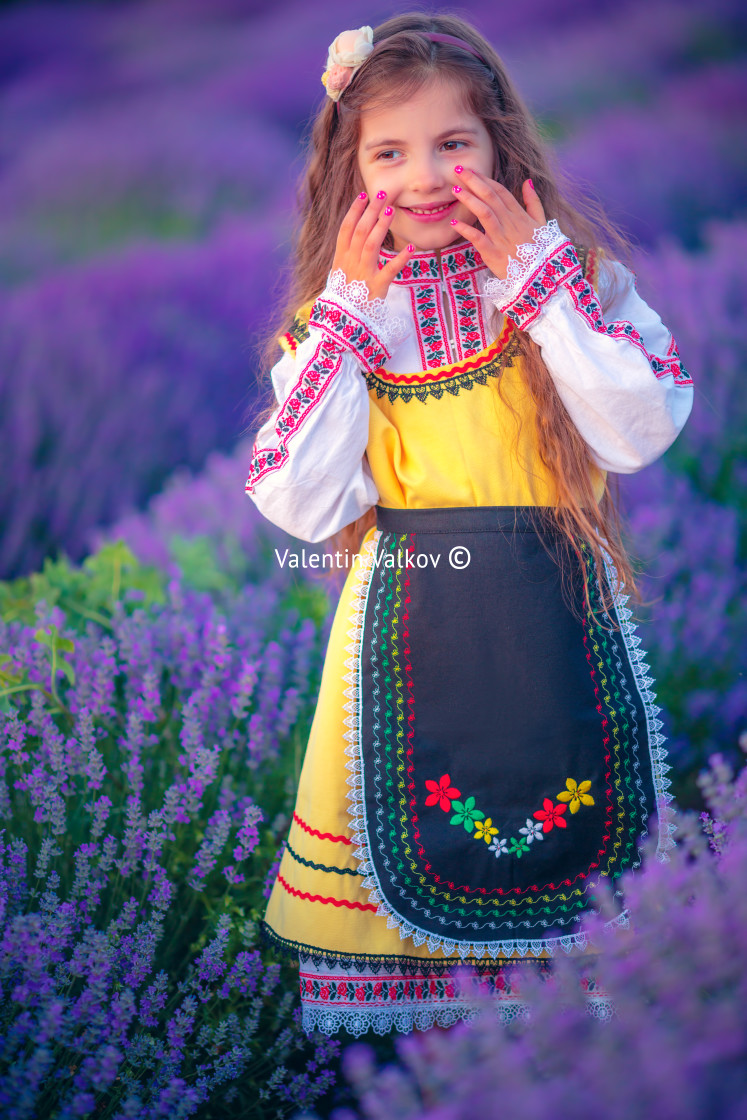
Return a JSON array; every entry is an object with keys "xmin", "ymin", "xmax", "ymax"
[
  {"xmin": 556, "ymin": 779, "xmax": 594, "ymax": 814},
  {"xmin": 473, "ymin": 817, "xmax": 499, "ymax": 844}
]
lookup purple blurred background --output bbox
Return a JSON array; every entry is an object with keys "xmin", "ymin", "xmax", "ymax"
[{"xmin": 1, "ymin": 0, "xmax": 745, "ymax": 781}]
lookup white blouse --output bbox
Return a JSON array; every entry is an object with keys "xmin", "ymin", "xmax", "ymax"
[{"xmin": 245, "ymin": 220, "xmax": 693, "ymax": 542}]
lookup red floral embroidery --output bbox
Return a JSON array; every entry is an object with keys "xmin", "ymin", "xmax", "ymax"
[
  {"xmin": 533, "ymin": 798, "xmax": 568, "ymax": 832},
  {"xmin": 425, "ymin": 774, "xmax": 461, "ymax": 811}
]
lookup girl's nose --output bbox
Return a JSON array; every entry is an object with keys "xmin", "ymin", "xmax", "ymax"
[{"xmin": 407, "ymin": 159, "xmax": 446, "ymax": 194}]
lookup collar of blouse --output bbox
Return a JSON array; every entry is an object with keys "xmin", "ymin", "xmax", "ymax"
[{"xmin": 378, "ymin": 235, "xmax": 487, "ymax": 285}]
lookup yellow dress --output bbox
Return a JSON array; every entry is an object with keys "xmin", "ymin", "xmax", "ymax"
[{"xmin": 249, "ymin": 235, "xmax": 689, "ymax": 1035}]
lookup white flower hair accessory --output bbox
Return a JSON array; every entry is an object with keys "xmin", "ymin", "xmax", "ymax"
[{"xmin": 321, "ymin": 26, "xmax": 374, "ymax": 101}]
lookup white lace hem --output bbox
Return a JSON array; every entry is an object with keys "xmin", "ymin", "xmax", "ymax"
[
  {"xmin": 302, "ymin": 994, "xmax": 615, "ymax": 1037},
  {"xmin": 323, "ymin": 269, "xmax": 408, "ymax": 352},
  {"xmin": 483, "ymin": 219, "xmax": 569, "ymax": 309}
]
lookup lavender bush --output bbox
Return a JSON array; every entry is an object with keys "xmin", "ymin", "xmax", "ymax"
[
  {"xmin": 0, "ymin": 218, "xmax": 286, "ymax": 581},
  {"xmin": 0, "ymin": 541, "xmax": 338, "ymax": 1117},
  {"xmin": 315, "ymin": 746, "xmax": 747, "ymax": 1120}
]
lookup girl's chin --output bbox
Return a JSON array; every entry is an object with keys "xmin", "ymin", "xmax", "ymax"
[{"xmin": 392, "ymin": 228, "xmax": 467, "ymax": 253}]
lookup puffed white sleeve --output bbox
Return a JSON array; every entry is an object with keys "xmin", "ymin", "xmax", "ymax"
[
  {"xmin": 244, "ymin": 271, "xmax": 407, "ymax": 542},
  {"xmin": 483, "ymin": 220, "xmax": 694, "ymax": 473}
]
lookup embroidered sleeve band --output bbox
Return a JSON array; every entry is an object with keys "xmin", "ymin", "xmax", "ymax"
[
  {"xmin": 309, "ymin": 269, "xmax": 408, "ymax": 374},
  {"xmin": 483, "ymin": 219, "xmax": 575, "ymax": 324},
  {"xmin": 245, "ymin": 337, "xmax": 346, "ymax": 491}
]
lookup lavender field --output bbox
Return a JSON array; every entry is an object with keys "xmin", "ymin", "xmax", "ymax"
[{"xmin": 1, "ymin": 0, "xmax": 745, "ymax": 1115}]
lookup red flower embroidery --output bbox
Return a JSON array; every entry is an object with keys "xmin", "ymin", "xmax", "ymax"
[
  {"xmin": 425, "ymin": 774, "xmax": 461, "ymax": 811},
  {"xmin": 319, "ymin": 984, "xmax": 329, "ymax": 1000},
  {"xmin": 355, "ymin": 986, "xmax": 366, "ymax": 1002},
  {"xmin": 343, "ymin": 324, "xmax": 354, "ymax": 338},
  {"xmin": 337, "ymin": 981, "xmax": 347, "ymax": 996},
  {"xmin": 373, "ymin": 981, "xmax": 383, "ymax": 998},
  {"xmin": 533, "ymin": 798, "xmax": 568, "ymax": 832},
  {"xmin": 329, "ymin": 309, "xmax": 341, "ymax": 323}
]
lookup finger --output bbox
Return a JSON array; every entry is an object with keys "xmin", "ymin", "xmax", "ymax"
[
  {"xmin": 338, "ymin": 192, "xmax": 372, "ymax": 250},
  {"xmin": 382, "ymin": 242, "xmax": 414, "ymax": 274},
  {"xmin": 452, "ymin": 184, "xmax": 504, "ymax": 236},
  {"xmin": 361, "ymin": 203, "xmax": 396, "ymax": 258},
  {"xmin": 351, "ymin": 193, "xmax": 388, "ymax": 249},
  {"xmin": 459, "ymin": 167, "xmax": 521, "ymax": 219},
  {"xmin": 522, "ymin": 179, "xmax": 547, "ymax": 225},
  {"xmin": 448, "ymin": 217, "xmax": 487, "ymax": 250}
]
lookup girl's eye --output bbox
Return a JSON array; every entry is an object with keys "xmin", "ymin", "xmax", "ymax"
[{"xmin": 375, "ymin": 140, "xmax": 467, "ymax": 161}]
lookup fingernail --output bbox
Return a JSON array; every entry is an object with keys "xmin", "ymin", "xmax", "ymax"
[
  {"xmin": 384, "ymin": 206, "xmax": 393, "ymax": 215},
  {"xmin": 450, "ymin": 218, "xmax": 458, "ymax": 225},
  {"xmin": 454, "ymin": 165, "xmax": 463, "ymax": 174},
  {"xmin": 359, "ymin": 191, "xmax": 367, "ymax": 199},
  {"xmin": 528, "ymin": 179, "xmax": 534, "ymax": 190},
  {"xmin": 407, "ymin": 244, "xmax": 414, "ymax": 252},
  {"xmin": 452, "ymin": 185, "xmax": 462, "ymax": 193},
  {"xmin": 376, "ymin": 190, "xmax": 387, "ymax": 200}
]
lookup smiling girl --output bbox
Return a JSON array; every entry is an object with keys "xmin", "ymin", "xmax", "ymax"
[{"xmin": 245, "ymin": 12, "xmax": 693, "ymax": 1037}]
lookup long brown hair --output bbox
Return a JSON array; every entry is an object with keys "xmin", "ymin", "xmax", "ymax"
[{"xmin": 252, "ymin": 10, "xmax": 641, "ymax": 614}]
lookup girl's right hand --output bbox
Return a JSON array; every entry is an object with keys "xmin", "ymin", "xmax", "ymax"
[{"xmin": 330, "ymin": 192, "xmax": 413, "ymax": 301}]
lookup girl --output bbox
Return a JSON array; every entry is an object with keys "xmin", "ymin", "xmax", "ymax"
[{"xmin": 245, "ymin": 13, "xmax": 693, "ymax": 1036}]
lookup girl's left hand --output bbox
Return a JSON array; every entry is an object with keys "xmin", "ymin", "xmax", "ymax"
[{"xmin": 448, "ymin": 169, "xmax": 547, "ymax": 278}]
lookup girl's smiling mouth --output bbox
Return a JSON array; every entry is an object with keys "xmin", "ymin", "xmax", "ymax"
[{"xmin": 403, "ymin": 201, "xmax": 457, "ymax": 220}]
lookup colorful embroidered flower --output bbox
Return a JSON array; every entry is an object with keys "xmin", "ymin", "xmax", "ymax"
[
  {"xmin": 425, "ymin": 774, "xmax": 461, "ymax": 812},
  {"xmin": 507, "ymin": 836, "xmax": 531, "ymax": 858},
  {"xmin": 519, "ymin": 818, "xmax": 544, "ymax": 844},
  {"xmin": 449, "ymin": 796, "xmax": 485, "ymax": 833},
  {"xmin": 533, "ymin": 798, "xmax": 568, "ymax": 832},
  {"xmin": 556, "ymin": 778, "xmax": 594, "ymax": 813},
  {"xmin": 473, "ymin": 817, "xmax": 499, "ymax": 844},
  {"xmin": 489, "ymin": 836, "xmax": 508, "ymax": 858}
]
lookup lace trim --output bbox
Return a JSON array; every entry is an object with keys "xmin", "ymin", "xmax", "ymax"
[
  {"xmin": 302, "ymin": 994, "xmax": 615, "ymax": 1037},
  {"xmin": 482, "ymin": 219, "xmax": 570, "ymax": 309},
  {"xmin": 325, "ymin": 269, "xmax": 407, "ymax": 351},
  {"xmin": 600, "ymin": 551, "xmax": 677, "ymax": 863},
  {"xmin": 340, "ymin": 532, "xmax": 632, "ymax": 959},
  {"xmin": 259, "ymin": 920, "xmax": 530, "ymax": 976}
]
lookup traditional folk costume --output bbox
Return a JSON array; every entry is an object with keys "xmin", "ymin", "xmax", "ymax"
[{"xmin": 245, "ymin": 219, "xmax": 693, "ymax": 1036}]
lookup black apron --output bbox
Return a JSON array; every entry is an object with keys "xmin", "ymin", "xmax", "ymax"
[{"xmin": 347, "ymin": 505, "xmax": 666, "ymax": 957}]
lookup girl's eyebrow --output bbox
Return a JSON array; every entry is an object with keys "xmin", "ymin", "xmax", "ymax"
[{"xmin": 363, "ymin": 126, "xmax": 481, "ymax": 151}]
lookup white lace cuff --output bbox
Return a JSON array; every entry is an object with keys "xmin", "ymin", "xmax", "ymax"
[
  {"xmin": 483, "ymin": 220, "xmax": 579, "ymax": 326},
  {"xmin": 308, "ymin": 270, "xmax": 407, "ymax": 373}
]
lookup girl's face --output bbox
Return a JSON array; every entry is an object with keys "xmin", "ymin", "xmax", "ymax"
[{"xmin": 357, "ymin": 77, "xmax": 495, "ymax": 253}]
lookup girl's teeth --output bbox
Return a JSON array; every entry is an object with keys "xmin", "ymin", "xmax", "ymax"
[{"xmin": 409, "ymin": 203, "xmax": 451, "ymax": 214}]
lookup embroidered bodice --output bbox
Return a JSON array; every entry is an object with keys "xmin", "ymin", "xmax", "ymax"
[{"xmin": 245, "ymin": 224, "xmax": 693, "ymax": 543}]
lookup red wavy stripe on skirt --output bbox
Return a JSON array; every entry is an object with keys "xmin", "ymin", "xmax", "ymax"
[
  {"xmin": 293, "ymin": 811, "xmax": 352, "ymax": 845},
  {"xmin": 278, "ymin": 873, "xmax": 377, "ymax": 911}
]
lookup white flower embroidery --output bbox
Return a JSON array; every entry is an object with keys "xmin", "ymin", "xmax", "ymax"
[
  {"xmin": 519, "ymin": 818, "xmax": 544, "ymax": 844},
  {"xmin": 489, "ymin": 836, "xmax": 509, "ymax": 858}
]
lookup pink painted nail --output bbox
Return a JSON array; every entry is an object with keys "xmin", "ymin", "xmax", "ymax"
[
  {"xmin": 452, "ymin": 185, "xmax": 462, "ymax": 193},
  {"xmin": 376, "ymin": 190, "xmax": 387, "ymax": 200},
  {"xmin": 450, "ymin": 218, "xmax": 458, "ymax": 225},
  {"xmin": 407, "ymin": 244, "xmax": 414, "ymax": 252},
  {"xmin": 383, "ymin": 206, "xmax": 393, "ymax": 215},
  {"xmin": 359, "ymin": 191, "xmax": 367, "ymax": 199},
  {"xmin": 528, "ymin": 179, "xmax": 534, "ymax": 189},
  {"xmin": 454, "ymin": 165, "xmax": 463, "ymax": 174}
]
